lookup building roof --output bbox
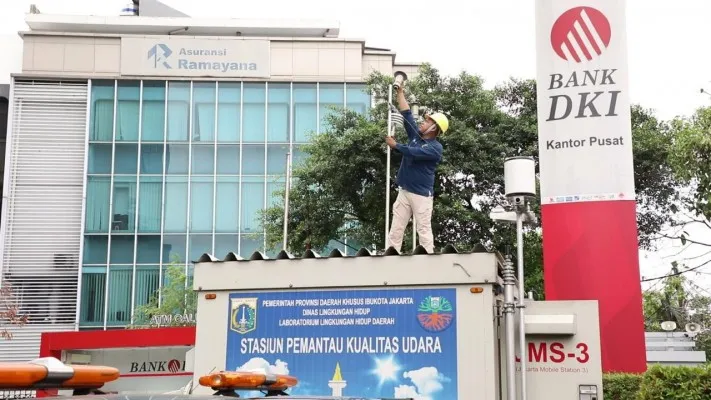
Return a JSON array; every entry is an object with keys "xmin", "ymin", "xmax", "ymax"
[
  {"xmin": 194, "ymin": 243, "xmax": 491, "ymax": 263},
  {"xmin": 22, "ymin": 13, "xmax": 341, "ymax": 38},
  {"xmin": 192, "ymin": 243, "xmax": 507, "ymax": 292}
]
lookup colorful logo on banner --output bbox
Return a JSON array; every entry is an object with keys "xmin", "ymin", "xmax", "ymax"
[
  {"xmin": 416, "ymin": 296, "xmax": 454, "ymax": 332},
  {"xmin": 230, "ymin": 297, "xmax": 258, "ymax": 334},
  {"xmin": 551, "ymin": 6, "xmax": 611, "ymax": 63}
]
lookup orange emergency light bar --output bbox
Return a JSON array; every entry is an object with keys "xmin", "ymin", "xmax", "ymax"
[
  {"xmin": 61, "ymin": 365, "xmax": 121, "ymax": 388},
  {"xmin": 198, "ymin": 371, "xmax": 298, "ymax": 391},
  {"xmin": 0, "ymin": 363, "xmax": 47, "ymax": 388},
  {"xmin": 0, "ymin": 357, "xmax": 119, "ymax": 390}
]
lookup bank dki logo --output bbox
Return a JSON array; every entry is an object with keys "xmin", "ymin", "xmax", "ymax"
[
  {"xmin": 167, "ymin": 359, "xmax": 182, "ymax": 373},
  {"xmin": 230, "ymin": 297, "xmax": 258, "ymax": 334},
  {"xmin": 147, "ymin": 44, "xmax": 172, "ymax": 69},
  {"xmin": 550, "ymin": 6, "xmax": 611, "ymax": 63}
]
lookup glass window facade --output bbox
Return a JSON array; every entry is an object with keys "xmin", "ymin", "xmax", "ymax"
[{"xmin": 80, "ymin": 80, "xmax": 371, "ymax": 328}]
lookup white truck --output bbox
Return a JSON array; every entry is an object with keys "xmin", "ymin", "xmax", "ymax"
[{"xmin": 189, "ymin": 246, "xmax": 604, "ymax": 400}]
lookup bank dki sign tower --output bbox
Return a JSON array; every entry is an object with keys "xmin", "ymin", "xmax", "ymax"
[{"xmin": 534, "ymin": 0, "xmax": 647, "ymax": 373}]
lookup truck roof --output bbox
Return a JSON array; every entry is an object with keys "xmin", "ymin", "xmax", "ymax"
[
  {"xmin": 190, "ymin": 242, "xmax": 509, "ymax": 295},
  {"xmin": 194, "ymin": 242, "xmax": 491, "ymax": 263}
]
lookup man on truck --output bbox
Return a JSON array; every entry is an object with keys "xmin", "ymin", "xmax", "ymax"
[{"xmin": 384, "ymin": 85, "xmax": 449, "ymax": 254}]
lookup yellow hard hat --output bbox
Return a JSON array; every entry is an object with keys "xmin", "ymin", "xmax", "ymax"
[{"xmin": 428, "ymin": 112, "xmax": 449, "ymax": 134}]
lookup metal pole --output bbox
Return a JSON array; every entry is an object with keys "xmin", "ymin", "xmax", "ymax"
[
  {"xmin": 385, "ymin": 84, "xmax": 393, "ymax": 249},
  {"xmin": 282, "ymin": 151, "xmax": 292, "ymax": 251},
  {"xmin": 410, "ymin": 100, "xmax": 418, "ymax": 251},
  {"xmin": 516, "ymin": 210, "xmax": 527, "ymax": 400},
  {"xmin": 412, "ymin": 217, "xmax": 417, "ymax": 250},
  {"xmin": 503, "ymin": 255, "xmax": 517, "ymax": 400}
]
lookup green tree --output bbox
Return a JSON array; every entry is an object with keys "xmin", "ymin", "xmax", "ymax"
[
  {"xmin": 630, "ymin": 105, "xmax": 684, "ymax": 249},
  {"xmin": 261, "ymin": 64, "xmax": 682, "ymax": 299},
  {"xmin": 129, "ymin": 258, "xmax": 197, "ymax": 328},
  {"xmin": 0, "ymin": 283, "xmax": 28, "ymax": 340},
  {"xmin": 643, "ymin": 264, "xmax": 711, "ymax": 358},
  {"xmin": 664, "ymin": 106, "xmax": 711, "ymax": 254}
]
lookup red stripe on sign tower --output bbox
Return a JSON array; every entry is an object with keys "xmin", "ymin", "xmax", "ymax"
[{"xmin": 534, "ymin": 0, "xmax": 647, "ymax": 373}]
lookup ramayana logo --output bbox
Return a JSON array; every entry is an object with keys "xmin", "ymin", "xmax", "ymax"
[
  {"xmin": 544, "ymin": 6, "xmax": 620, "ymax": 124},
  {"xmin": 147, "ymin": 44, "xmax": 173, "ymax": 69},
  {"xmin": 147, "ymin": 43, "xmax": 258, "ymax": 73}
]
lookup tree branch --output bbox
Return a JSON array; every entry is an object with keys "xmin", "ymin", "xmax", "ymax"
[
  {"xmin": 669, "ymin": 218, "xmax": 711, "ymax": 230},
  {"xmin": 663, "ymin": 243, "xmax": 693, "ymax": 258},
  {"xmin": 680, "ymin": 249, "xmax": 711, "ymax": 262},
  {"xmin": 658, "ymin": 233, "xmax": 711, "ymax": 247},
  {"xmin": 641, "ymin": 258, "xmax": 711, "ymax": 282}
]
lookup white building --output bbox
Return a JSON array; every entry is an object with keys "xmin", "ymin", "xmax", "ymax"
[{"xmin": 0, "ymin": 0, "xmax": 420, "ymax": 362}]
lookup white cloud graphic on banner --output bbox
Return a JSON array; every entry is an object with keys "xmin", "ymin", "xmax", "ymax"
[
  {"xmin": 237, "ymin": 357, "xmax": 289, "ymax": 375},
  {"xmin": 393, "ymin": 366, "xmax": 449, "ymax": 400}
]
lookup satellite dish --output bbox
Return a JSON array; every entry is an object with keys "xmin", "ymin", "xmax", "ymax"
[
  {"xmin": 660, "ymin": 321, "xmax": 677, "ymax": 331},
  {"xmin": 685, "ymin": 323, "xmax": 702, "ymax": 334}
]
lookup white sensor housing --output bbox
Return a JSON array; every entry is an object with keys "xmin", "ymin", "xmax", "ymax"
[
  {"xmin": 504, "ymin": 156, "xmax": 536, "ymax": 198},
  {"xmin": 393, "ymin": 71, "xmax": 408, "ymax": 90}
]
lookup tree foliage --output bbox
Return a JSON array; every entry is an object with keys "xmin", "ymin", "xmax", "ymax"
[
  {"xmin": 643, "ymin": 265, "xmax": 711, "ymax": 357},
  {"xmin": 0, "ymin": 283, "xmax": 28, "ymax": 340},
  {"xmin": 669, "ymin": 106, "xmax": 711, "ymax": 221},
  {"xmin": 261, "ymin": 64, "xmax": 682, "ymax": 299},
  {"xmin": 645, "ymin": 106, "xmax": 711, "ymax": 286},
  {"xmin": 629, "ymin": 105, "xmax": 684, "ymax": 249},
  {"xmin": 662, "ymin": 106, "xmax": 711, "ymax": 256},
  {"xmin": 130, "ymin": 258, "xmax": 197, "ymax": 328}
]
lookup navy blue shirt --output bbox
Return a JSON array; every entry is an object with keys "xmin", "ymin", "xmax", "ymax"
[{"xmin": 393, "ymin": 109, "xmax": 443, "ymax": 197}]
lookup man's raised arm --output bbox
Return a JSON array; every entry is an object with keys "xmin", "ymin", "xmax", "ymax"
[
  {"xmin": 396, "ymin": 87, "xmax": 419, "ymax": 141},
  {"xmin": 397, "ymin": 86, "xmax": 409, "ymax": 111}
]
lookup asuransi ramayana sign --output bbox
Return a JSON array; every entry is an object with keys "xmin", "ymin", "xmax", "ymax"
[
  {"xmin": 120, "ymin": 37, "xmax": 270, "ymax": 78},
  {"xmin": 535, "ymin": 1, "xmax": 635, "ymax": 204}
]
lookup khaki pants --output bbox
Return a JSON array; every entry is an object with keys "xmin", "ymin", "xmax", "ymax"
[{"xmin": 387, "ymin": 188, "xmax": 434, "ymax": 253}]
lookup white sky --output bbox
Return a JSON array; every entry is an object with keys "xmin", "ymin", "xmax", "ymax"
[{"xmin": 0, "ymin": 0, "xmax": 709, "ymax": 292}]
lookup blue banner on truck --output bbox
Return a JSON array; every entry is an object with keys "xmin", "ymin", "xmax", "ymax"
[{"xmin": 225, "ymin": 288, "xmax": 458, "ymax": 399}]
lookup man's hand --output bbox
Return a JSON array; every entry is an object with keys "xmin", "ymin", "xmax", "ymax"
[{"xmin": 385, "ymin": 135, "xmax": 397, "ymax": 149}]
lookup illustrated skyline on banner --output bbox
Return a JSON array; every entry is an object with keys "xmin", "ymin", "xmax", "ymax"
[{"xmin": 234, "ymin": 355, "xmax": 451, "ymax": 399}]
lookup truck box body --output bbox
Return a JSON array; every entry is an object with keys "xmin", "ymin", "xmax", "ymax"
[{"xmin": 191, "ymin": 248, "xmax": 603, "ymax": 400}]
